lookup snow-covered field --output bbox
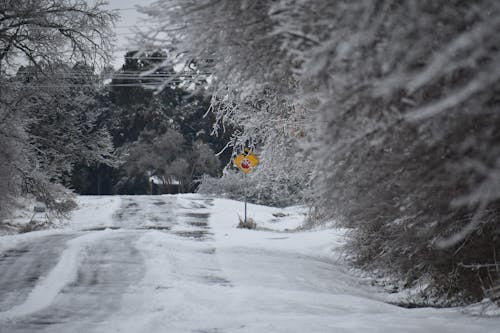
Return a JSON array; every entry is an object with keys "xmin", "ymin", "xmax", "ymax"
[{"xmin": 0, "ymin": 194, "xmax": 498, "ymax": 332}]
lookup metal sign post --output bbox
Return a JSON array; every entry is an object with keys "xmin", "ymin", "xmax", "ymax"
[
  {"xmin": 244, "ymin": 173, "xmax": 248, "ymax": 223},
  {"xmin": 233, "ymin": 149, "xmax": 259, "ymax": 223}
]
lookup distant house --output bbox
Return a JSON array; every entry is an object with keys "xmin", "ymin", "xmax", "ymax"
[{"xmin": 148, "ymin": 176, "xmax": 181, "ymax": 194}]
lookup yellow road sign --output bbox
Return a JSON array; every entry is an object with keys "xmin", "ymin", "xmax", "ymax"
[{"xmin": 233, "ymin": 151, "xmax": 259, "ymax": 174}]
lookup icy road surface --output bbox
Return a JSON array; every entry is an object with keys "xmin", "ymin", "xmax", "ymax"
[{"xmin": 0, "ymin": 195, "xmax": 498, "ymax": 333}]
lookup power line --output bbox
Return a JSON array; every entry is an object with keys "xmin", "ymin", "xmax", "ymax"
[
  {"xmin": 0, "ymin": 83, "xmax": 196, "ymax": 88},
  {"xmin": 110, "ymin": 8, "xmax": 138, "ymax": 11},
  {"xmin": 13, "ymin": 69, "xmax": 215, "ymax": 75},
  {"xmin": 13, "ymin": 71, "xmax": 173, "ymax": 74},
  {"xmin": 115, "ymin": 25, "xmax": 153, "ymax": 29},
  {"xmin": 2, "ymin": 72, "xmax": 212, "ymax": 78}
]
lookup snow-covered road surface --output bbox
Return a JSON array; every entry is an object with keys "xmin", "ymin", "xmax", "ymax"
[{"xmin": 0, "ymin": 195, "xmax": 498, "ymax": 333}]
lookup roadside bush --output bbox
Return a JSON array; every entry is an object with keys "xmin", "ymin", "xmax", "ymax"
[{"xmin": 198, "ymin": 166, "xmax": 306, "ymax": 208}]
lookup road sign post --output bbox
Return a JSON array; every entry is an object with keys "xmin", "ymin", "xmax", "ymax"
[
  {"xmin": 244, "ymin": 173, "xmax": 247, "ymax": 223},
  {"xmin": 233, "ymin": 149, "xmax": 259, "ymax": 223}
]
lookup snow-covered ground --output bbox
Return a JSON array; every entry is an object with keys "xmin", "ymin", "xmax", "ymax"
[{"xmin": 0, "ymin": 194, "xmax": 498, "ymax": 332}]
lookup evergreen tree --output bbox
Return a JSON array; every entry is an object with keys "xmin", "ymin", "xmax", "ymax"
[{"xmin": 72, "ymin": 51, "xmax": 232, "ymax": 195}]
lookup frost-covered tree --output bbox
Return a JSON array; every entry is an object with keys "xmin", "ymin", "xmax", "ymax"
[
  {"xmin": 0, "ymin": 0, "xmax": 115, "ymax": 70},
  {"xmin": 141, "ymin": 0, "xmax": 500, "ymax": 304},
  {"xmin": 20, "ymin": 63, "xmax": 116, "ymax": 183},
  {"xmin": 0, "ymin": 0, "xmax": 116, "ymax": 220},
  {"xmin": 0, "ymin": 63, "xmax": 116, "ymax": 215},
  {"xmin": 139, "ymin": 0, "xmax": 312, "ymax": 205},
  {"xmin": 275, "ymin": 0, "xmax": 500, "ymax": 304},
  {"xmin": 0, "ymin": 83, "xmax": 30, "ymax": 220}
]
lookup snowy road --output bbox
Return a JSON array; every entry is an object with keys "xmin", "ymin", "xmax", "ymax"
[{"xmin": 0, "ymin": 195, "xmax": 499, "ymax": 332}]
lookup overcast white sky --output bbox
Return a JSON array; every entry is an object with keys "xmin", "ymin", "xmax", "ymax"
[{"xmin": 104, "ymin": 0, "xmax": 157, "ymax": 68}]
